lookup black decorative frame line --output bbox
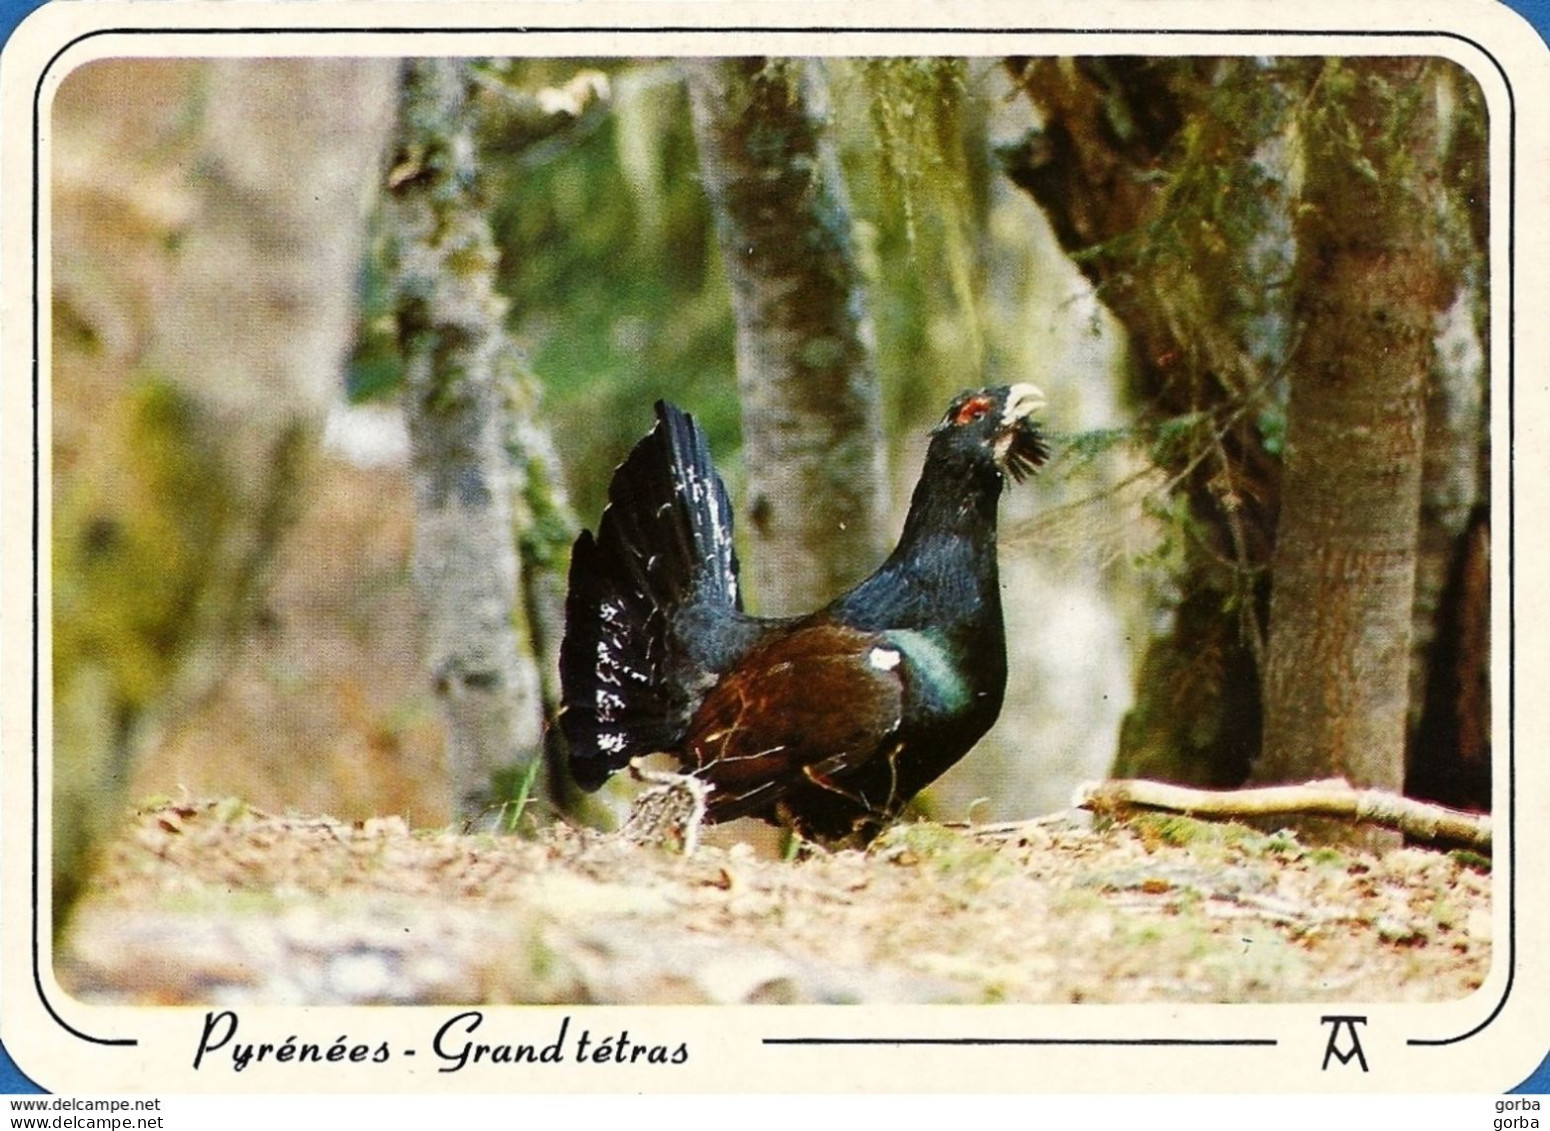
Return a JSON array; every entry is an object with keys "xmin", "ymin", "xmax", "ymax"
[{"xmin": 27, "ymin": 22, "xmax": 1516, "ymax": 1057}]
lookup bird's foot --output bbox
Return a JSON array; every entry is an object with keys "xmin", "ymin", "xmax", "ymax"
[{"xmin": 622, "ymin": 762, "xmax": 712, "ymax": 856}]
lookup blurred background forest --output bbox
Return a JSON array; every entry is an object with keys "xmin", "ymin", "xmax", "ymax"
[{"xmin": 49, "ymin": 56, "xmax": 1491, "ymax": 919}]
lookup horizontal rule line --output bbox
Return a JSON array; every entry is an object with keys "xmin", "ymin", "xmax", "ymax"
[{"xmin": 763, "ymin": 1037, "xmax": 1278, "ymax": 1047}]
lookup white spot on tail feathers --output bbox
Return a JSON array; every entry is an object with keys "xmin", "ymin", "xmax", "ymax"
[
  {"xmin": 595, "ymin": 642, "xmax": 623, "ymax": 686},
  {"xmin": 595, "ymin": 688, "xmax": 626, "ymax": 721},
  {"xmin": 597, "ymin": 634, "xmax": 651, "ymax": 691},
  {"xmin": 868, "ymin": 647, "xmax": 902, "ymax": 672},
  {"xmin": 680, "ymin": 463, "xmax": 734, "ymax": 598},
  {"xmin": 598, "ymin": 732, "xmax": 628, "ymax": 754}
]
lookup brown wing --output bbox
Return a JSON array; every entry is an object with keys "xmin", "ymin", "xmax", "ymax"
[{"xmin": 682, "ymin": 623, "xmax": 905, "ymax": 822}]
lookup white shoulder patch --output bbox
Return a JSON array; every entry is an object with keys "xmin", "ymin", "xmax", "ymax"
[{"xmin": 868, "ymin": 647, "xmax": 902, "ymax": 672}]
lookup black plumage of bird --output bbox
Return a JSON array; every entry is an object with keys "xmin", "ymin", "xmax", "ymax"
[{"xmin": 559, "ymin": 384, "xmax": 1050, "ymax": 844}]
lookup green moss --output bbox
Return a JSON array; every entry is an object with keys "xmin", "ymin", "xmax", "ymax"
[
  {"xmin": 1261, "ymin": 829, "xmax": 1303, "ymax": 856},
  {"xmin": 52, "ymin": 373, "xmax": 247, "ymax": 927},
  {"xmin": 490, "ymin": 754, "xmax": 544, "ymax": 837},
  {"xmin": 1448, "ymin": 849, "xmax": 1491, "ymax": 873},
  {"xmin": 874, "ymin": 822, "xmax": 1014, "ymax": 889},
  {"xmin": 1306, "ymin": 846, "xmax": 1348, "ymax": 869},
  {"xmin": 853, "ymin": 59, "xmax": 969, "ymax": 243},
  {"xmin": 1127, "ymin": 813, "xmax": 1272, "ymax": 859},
  {"xmin": 526, "ymin": 929, "xmax": 557, "ymax": 983},
  {"xmin": 53, "ymin": 378, "xmax": 231, "ymax": 711},
  {"xmin": 1428, "ymin": 895, "xmax": 1461, "ymax": 931}
]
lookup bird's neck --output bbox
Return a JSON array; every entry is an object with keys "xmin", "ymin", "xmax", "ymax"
[
  {"xmin": 834, "ymin": 457, "xmax": 1005, "ymax": 631},
  {"xmin": 895, "ymin": 457, "xmax": 1004, "ymax": 554}
]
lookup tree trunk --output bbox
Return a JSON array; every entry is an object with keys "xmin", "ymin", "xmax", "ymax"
[
  {"xmin": 148, "ymin": 58, "xmax": 400, "ymax": 703},
  {"xmin": 385, "ymin": 59, "xmax": 542, "ymax": 819},
  {"xmin": 51, "ymin": 59, "xmax": 397, "ymax": 922},
  {"xmin": 502, "ymin": 373, "xmax": 601, "ymax": 819},
  {"xmin": 1255, "ymin": 60, "xmax": 1447, "ymax": 807},
  {"xmin": 1406, "ymin": 66, "xmax": 1491, "ymax": 811},
  {"xmin": 683, "ymin": 57, "xmax": 887, "ymax": 615}
]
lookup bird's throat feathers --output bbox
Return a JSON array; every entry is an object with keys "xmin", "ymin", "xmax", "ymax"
[
  {"xmin": 833, "ymin": 515, "xmax": 1002, "ymax": 633},
  {"xmin": 896, "ymin": 446, "xmax": 1004, "ymax": 561}
]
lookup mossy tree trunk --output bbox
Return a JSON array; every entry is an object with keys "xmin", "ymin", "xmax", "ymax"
[
  {"xmin": 502, "ymin": 375, "xmax": 592, "ymax": 818},
  {"xmin": 384, "ymin": 59, "xmax": 544, "ymax": 820},
  {"xmin": 1254, "ymin": 59, "xmax": 1448, "ymax": 807},
  {"xmin": 683, "ymin": 57, "xmax": 887, "ymax": 616},
  {"xmin": 1005, "ymin": 58, "xmax": 1488, "ymax": 808}
]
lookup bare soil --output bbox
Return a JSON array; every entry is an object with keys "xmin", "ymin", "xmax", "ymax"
[{"xmin": 60, "ymin": 798, "xmax": 1490, "ymax": 1007}]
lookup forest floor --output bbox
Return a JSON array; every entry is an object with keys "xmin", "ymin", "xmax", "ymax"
[{"xmin": 60, "ymin": 797, "xmax": 1491, "ymax": 1007}]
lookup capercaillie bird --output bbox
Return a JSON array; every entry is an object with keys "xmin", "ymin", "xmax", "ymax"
[{"xmin": 559, "ymin": 384, "xmax": 1050, "ymax": 844}]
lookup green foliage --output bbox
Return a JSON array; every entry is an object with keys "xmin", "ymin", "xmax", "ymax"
[
  {"xmin": 51, "ymin": 376, "xmax": 236, "ymax": 926},
  {"xmin": 1256, "ymin": 401, "xmax": 1287, "ymax": 458},
  {"xmin": 839, "ymin": 58, "xmax": 985, "ymax": 418},
  {"xmin": 346, "ymin": 237, "xmax": 404, "ymax": 404},
  {"xmin": 352, "ymin": 55, "xmax": 1068, "ymax": 519},
  {"xmin": 853, "ymin": 58, "xmax": 971, "ymax": 246},
  {"xmin": 1261, "ymin": 829, "xmax": 1303, "ymax": 856},
  {"xmin": 1305, "ymin": 846, "xmax": 1348, "ymax": 869},
  {"xmin": 1128, "ymin": 812, "xmax": 1259, "ymax": 852},
  {"xmin": 349, "ymin": 61, "xmax": 739, "ymax": 524},
  {"xmin": 1294, "ymin": 59, "xmax": 1431, "ymax": 197},
  {"xmin": 486, "ymin": 63, "xmax": 739, "ymax": 521},
  {"xmin": 515, "ymin": 453, "xmax": 577, "ymax": 572},
  {"xmin": 1144, "ymin": 61, "xmax": 1297, "ymax": 393},
  {"xmin": 1053, "ymin": 425, "xmax": 1133, "ymax": 468}
]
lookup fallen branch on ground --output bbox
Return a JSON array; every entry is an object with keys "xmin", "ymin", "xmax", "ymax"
[{"xmin": 1070, "ymin": 778, "xmax": 1492, "ymax": 852}]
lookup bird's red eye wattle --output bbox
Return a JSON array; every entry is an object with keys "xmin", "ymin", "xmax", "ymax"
[{"xmin": 953, "ymin": 395, "xmax": 993, "ymax": 426}]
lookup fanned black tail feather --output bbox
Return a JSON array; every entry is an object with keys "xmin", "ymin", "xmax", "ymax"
[{"xmin": 560, "ymin": 401, "xmax": 742, "ymax": 791}]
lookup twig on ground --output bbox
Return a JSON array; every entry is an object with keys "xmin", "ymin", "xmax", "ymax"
[{"xmin": 1069, "ymin": 777, "xmax": 1491, "ymax": 852}]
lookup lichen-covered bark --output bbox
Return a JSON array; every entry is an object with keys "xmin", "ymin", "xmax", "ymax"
[
  {"xmin": 683, "ymin": 58, "xmax": 887, "ymax": 615},
  {"xmin": 1006, "ymin": 58, "xmax": 1487, "ymax": 806},
  {"xmin": 1255, "ymin": 59, "xmax": 1448, "ymax": 800},
  {"xmin": 385, "ymin": 59, "xmax": 542, "ymax": 818}
]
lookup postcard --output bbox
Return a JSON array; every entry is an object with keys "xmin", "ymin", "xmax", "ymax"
[{"xmin": 2, "ymin": 0, "xmax": 1546, "ymax": 1098}]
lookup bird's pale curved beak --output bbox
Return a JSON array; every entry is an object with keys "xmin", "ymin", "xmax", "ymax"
[
  {"xmin": 1001, "ymin": 383, "xmax": 1047, "ymax": 425},
  {"xmin": 996, "ymin": 383, "xmax": 1051, "ymax": 482}
]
